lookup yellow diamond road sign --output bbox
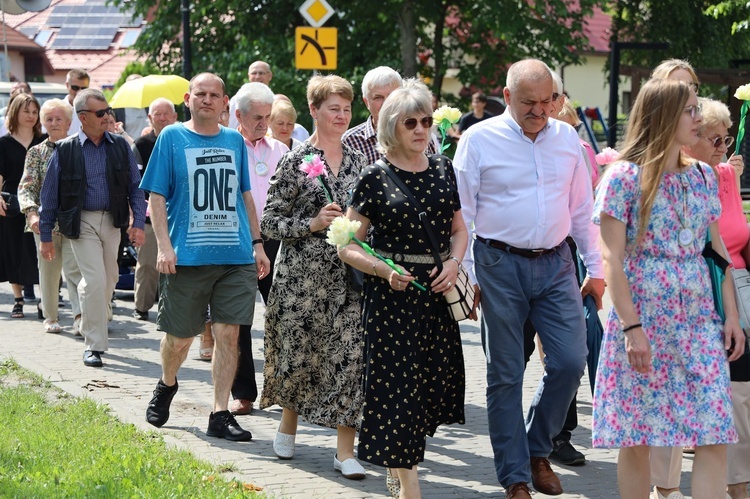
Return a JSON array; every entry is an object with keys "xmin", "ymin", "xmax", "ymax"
[
  {"xmin": 295, "ymin": 27, "xmax": 337, "ymax": 70},
  {"xmin": 299, "ymin": 0, "xmax": 334, "ymax": 28}
]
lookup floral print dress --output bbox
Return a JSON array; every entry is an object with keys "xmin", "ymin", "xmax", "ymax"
[
  {"xmin": 259, "ymin": 142, "xmax": 366, "ymax": 429},
  {"xmin": 351, "ymin": 155, "xmax": 466, "ymax": 468},
  {"xmin": 592, "ymin": 160, "xmax": 737, "ymax": 448}
]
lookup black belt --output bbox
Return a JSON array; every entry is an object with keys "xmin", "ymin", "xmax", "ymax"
[{"xmin": 476, "ymin": 236, "xmax": 559, "ymax": 258}]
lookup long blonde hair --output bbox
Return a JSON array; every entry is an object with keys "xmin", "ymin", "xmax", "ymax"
[{"xmin": 617, "ymin": 78, "xmax": 692, "ymax": 240}]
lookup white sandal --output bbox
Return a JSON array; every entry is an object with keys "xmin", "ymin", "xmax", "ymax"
[{"xmin": 44, "ymin": 321, "xmax": 62, "ymax": 334}]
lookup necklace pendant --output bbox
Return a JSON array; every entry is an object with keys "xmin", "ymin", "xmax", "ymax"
[
  {"xmin": 255, "ymin": 161, "xmax": 269, "ymax": 176},
  {"xmin": 678, "ymin": 228, "xmax": 694, "ymax": 246}
]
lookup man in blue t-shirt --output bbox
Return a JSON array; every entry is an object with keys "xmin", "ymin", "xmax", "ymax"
[{"xmin": 140, "ymin": 72, "xmax": 269, "ymax": 441}]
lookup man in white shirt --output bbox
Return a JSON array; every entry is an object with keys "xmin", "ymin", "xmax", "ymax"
[
  {"xmin": 454, "ymin": 59, "xmax": 605, "ymax": 499},
  {"xmin": 64, "ymin": 69, "xmax": 89, "ymax": 135},
  {"xmin": 229, "ymin": 82, "xmax": 289, "ymax": 415}
]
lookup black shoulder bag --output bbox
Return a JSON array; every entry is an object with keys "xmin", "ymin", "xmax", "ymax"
[{"xmin": 375, "ymin": 158, "xmax": 474, "ymax": 321}]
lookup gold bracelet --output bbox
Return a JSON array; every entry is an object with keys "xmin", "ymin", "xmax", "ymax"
[{"xmin": 372, "ymin": 260, "xmax": 379, "ymax": 277}]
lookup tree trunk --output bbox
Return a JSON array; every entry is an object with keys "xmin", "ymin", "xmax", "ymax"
[{"xmin": 398, "ymin": 0, "xmax": 417, "ymax": 77}]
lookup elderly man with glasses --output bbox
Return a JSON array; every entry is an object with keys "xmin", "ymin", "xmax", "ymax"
[{"xmin": 39, "ymin": 88, "xmax": 146, "ymax": 368}]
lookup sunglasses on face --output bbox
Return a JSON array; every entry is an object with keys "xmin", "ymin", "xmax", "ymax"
[
  {"xmin": 403, "ymin": 116, "xmax": 433, "ymax": 130},
  {"xmin": 80, "ymin": 107, "xmax": 113, "ymax": 118},
  {"xmin": 70, "ymin": 85, "xmax": 88, "ymax": 91},
  {"xmin": 704, "ymin": 135, "xmax": 735, "ymax": 148}
]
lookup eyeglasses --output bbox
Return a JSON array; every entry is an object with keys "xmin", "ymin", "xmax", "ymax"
[
  {"xmin": 79, "ymin": 107, "xmax": 113, "ymax": 118},
  {"xmin": 403, "ymin": 116, "xmax": 433, "ymax": 130},
  {"xmin": 70, "ymin": 85, "xmax": 88, "ymax": 91},
  {"xmin": 684, "ymin": 104, "xmax": 702, "ymax": 119},
  {"xmin": 249, "ymin": 71, "xmax": 269, "ymax": 76},
  {"xmin": 703, "ymin": 135, "xmax": 735, "ymax": 148}
]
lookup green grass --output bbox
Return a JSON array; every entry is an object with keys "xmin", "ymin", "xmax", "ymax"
[{"xmin": 0, "ymin": 359, "xmax": 264, "ymax": 499}]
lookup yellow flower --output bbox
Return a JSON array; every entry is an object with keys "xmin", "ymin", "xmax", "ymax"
[
  {"xmin": 735, "ymin": 83, "xmax": 750, "ymax": 101},
  {"xmin": 433, "ymin": 105, "xmax": 462, "ymax": 125},
  {"xmin": 326, "ymin": 216, "xmax": 362, "ymax": 246}
]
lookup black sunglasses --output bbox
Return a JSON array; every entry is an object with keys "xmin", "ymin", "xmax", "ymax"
[
  {"xmin": 403, "ymin": 116, "xmax": 433, "ymax": 130},
  {"xmin": 70, "ymin": 85, "xmax": 89, "ymax": 91},
  {"xmin": 79, "ymin": 107, "xmax": 113, "ymax": 118}
]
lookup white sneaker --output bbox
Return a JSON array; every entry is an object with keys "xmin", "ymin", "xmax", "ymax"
[
  {"xmin": 653, "ymin": 487, "xmax": 685, "ymax": 499},
  {"xmin": 333, "ymin": 454, "xmax": 365, "ymax": 480},
  {"xmin": 273, "ymin": 431, "xmax": 296, "ymax": 460},
  {"xmin": 71, "ymin": 316, "xmax": 82, "ymax": 336}
]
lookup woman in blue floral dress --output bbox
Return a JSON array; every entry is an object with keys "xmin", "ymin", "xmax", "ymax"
[{"xmin": 593, "ymin": 78, "xmax": 746, "ymax": 498}]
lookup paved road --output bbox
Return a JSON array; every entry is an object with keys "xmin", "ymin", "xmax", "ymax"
[{"xmin": 0, "ymin": 282, "xmax": 696, "ymax": 498}]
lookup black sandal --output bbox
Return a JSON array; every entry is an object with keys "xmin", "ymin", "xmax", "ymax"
[{"xmin": 11, "ymin": 298, "xmax": 24, "ymax": 318}]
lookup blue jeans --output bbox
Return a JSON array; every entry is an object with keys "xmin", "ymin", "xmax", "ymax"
[{"xmin": 475, "ymin": 240, "xmax": 587, "ymax": 487}]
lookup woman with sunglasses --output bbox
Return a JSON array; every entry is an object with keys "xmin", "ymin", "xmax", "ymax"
[
  {"xmin": 593, "ymin": 78, "xmax": 745, "ymax": 498},
  {"xmin": 338, "ymin": 79, "xmax": 467, "ymax": 499},
  {"xmin": 260, "ymin": 75, "xmax": 368, "ymax": 479},
  {"xmin": 683, "ymin": 97, "xmax": 750, "ymax": 499}
]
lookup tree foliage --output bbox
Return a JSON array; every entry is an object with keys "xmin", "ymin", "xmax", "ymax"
[
  {"xmin": 705, "ymin": 0, "xmax": 750, "ymax": 34},
  {"xmin": 111, "ymin": 0, "xmax": 600, "ymax": 126},
  {"xmin": 606, "ymin": 0, "xmax": 750, "ymax": 72}
]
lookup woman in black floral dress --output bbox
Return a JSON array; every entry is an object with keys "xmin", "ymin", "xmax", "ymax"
[
  {"xmin": 338, "ymin": 79, "xmax": 468, "ymax": 498},
  {"xmin": 260, "ymin": 75, "xmax": 368, "ymax": 479}
]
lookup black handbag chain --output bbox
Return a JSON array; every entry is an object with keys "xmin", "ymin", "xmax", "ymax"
[{"xmin": 375, "ymin": 158, "xmax": 444, "ymax": 272}]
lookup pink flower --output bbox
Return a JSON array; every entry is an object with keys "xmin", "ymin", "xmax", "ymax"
[
  {"xmin": 595, "ymin": 147, "xmax": 619, "ymax": 166},
  {"xmin": 299, "ymin": 154, "xmax": 328, "ymax": 178}
]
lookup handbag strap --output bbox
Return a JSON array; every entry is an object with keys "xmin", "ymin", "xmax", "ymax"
[{"xmin": 376, "ymin": 158, "xmax": 444, "ymax": 271}]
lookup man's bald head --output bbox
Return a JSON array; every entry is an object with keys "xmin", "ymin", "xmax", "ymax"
[
  {"xmin": 248, "ymin": 61, "xmax": 272, "ymax": 85},
  {"xmin": 506, "ymin": 59, "xmax": 553, "ymax": 93}
]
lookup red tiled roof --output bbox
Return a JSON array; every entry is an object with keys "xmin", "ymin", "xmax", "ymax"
[
  {"xmin": 582, "ymin": 6, "xmax": 612, "ymax": 54},
  {"xmin": 5, "ymin": 0, "xmax": 146, "ymax": 87},
  {"xmin": 0, "ymin": 21, "xmax": 45, "ymax": 52}
]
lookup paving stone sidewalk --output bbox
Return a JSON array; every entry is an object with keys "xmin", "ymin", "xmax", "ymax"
[{"xmin": 0, "ymin": 282, "xmax": 696, "ymax": 498}]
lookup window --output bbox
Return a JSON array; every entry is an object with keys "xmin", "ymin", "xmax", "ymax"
[
  {"xmin": 120, "ymin": 29, "xmax": 140, "ymax": 48},
  {"xmin": 34, "ymin": 30, "xmax": 54, "ymax": 47}
]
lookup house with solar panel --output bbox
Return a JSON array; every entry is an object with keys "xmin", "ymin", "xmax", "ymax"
[{"xmin": 3, "ymin": 0, "xmax": 145, "ymax": 89}]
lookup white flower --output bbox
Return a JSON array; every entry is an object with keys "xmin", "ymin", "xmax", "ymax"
[
  {"xmin": 326, "ymin": 216, "xmax": 361, "ymax": 246},
  {"xmin": 433, "ymin": 105, "xmax": 462, "ymax": 125},
  {"xmin": 735, "ymin": 83, "xmax": 750, "ymax": 101}
]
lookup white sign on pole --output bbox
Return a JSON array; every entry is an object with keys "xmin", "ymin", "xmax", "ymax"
[{"xmin": 299, "ymin": 0, "xmax": 334, "ymax": 28}]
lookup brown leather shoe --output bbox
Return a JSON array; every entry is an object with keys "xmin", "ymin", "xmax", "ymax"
[
  {"xmin": 229, "ymin": 399, "xmax": 253, "ymax": 415},
  {"xmin": 530, "ymin": 456, "xmax": 563, "ymax": 495},
  {"xmin": 506, "ymin": 482, "xmax": 532, "ymax": 498}
]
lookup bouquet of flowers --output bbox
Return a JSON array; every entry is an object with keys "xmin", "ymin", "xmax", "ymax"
[
  {"xmin": 595, "ymin": 147, "xmax": 619, "ymax": 166},
  {"xmin": 327, "ymin": 217, "xmax": 426, "ymax": 291},
  {"xmin": 734, "ymin": 83, "xmax": 750, "ymax": 156},
  {"xmin": 300, "ymin": 154, "xmax": 333, "ymax": 203},
  {"xmin": 433, "ymin": 106, "xmax": 462, "ymax": 153}
]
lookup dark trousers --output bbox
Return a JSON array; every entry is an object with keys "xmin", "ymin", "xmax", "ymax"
[
  {"xmin": 522, "ymin": 237, "xmax": 580, "ymax": 444},
  {"xmin": 231, "ymin": 236, "xmax": 280, "ymax": 401}
]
